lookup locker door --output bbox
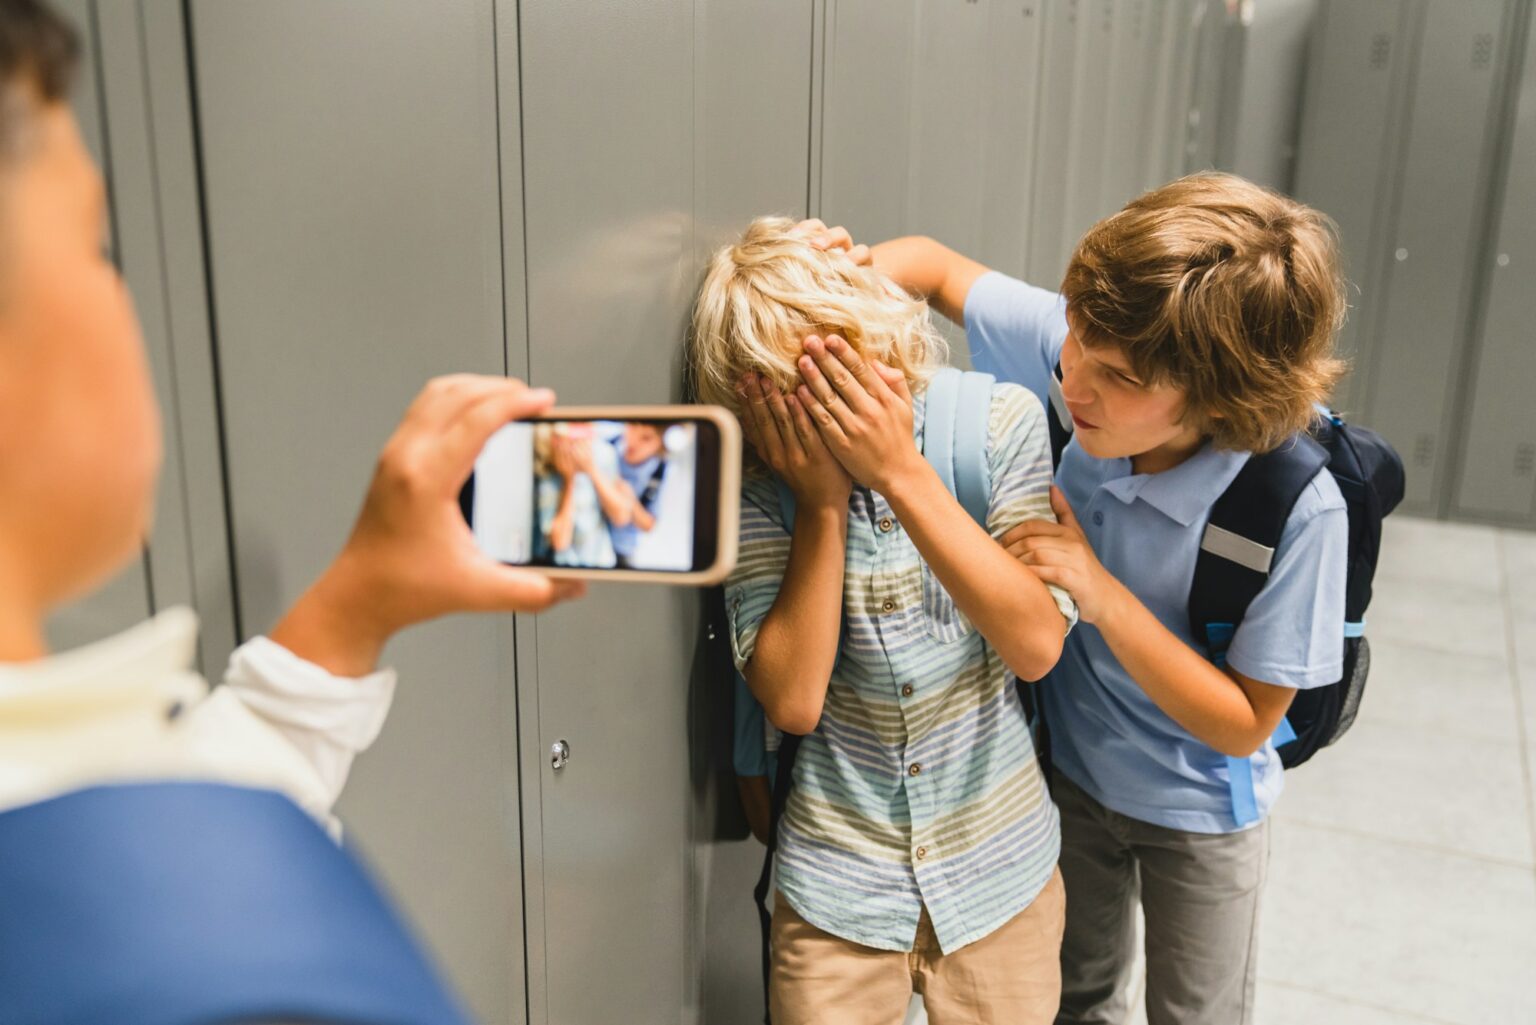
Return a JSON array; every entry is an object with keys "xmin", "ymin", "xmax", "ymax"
[
  {"xmin": 1101, "ymin": 0, "xmax": 1152, "ymax": 212},
  {"xmin": 187, "ymin": 5, "xmax": 526, "ymax": 1022},
  {"xmin": 819, "ymin": 0, "xmax": 918, "ymax": 242},
  {"xmin": 1027, "ymin": 0, "xmax": 1083, "ymax": 285},
  {"xmin": 1455, "ymin": 16, "xmax": 1536, "ymax": 522},
  {"xmin": 1365, "ymin": 0, "xmax": 1512, "ymax": 512},
  {"xmin": 45, "ymin": 0, "xmax": 155, "ymax": 651},
  {"xmin": 1060, "ymin": 0, "xmax": 1116, "ymax": 260},
  {"xmin": 513, "ymin": 2, "xmax": 700, "ymax": 1021},
  {"xmin": 1292, "ymin": 0, "xmax": 1413, "ymax": 418},
  {"xmin": 976, "ymin": 0, "xmax": 1047, "ymax": 281},
  {"xmin": 694, "ymin": 7, "xmax": 816, "ymax": 1021}
]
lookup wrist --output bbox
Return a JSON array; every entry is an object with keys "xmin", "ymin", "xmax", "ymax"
[
  {"xmin": 270, "ymin": 556, "xmax": 393, "ymax": 677},
  {"xmin": 1090, "ymin": 576, "xmax": 1135, "ymax": 632},
  {"xmin": 874, "ymin": 456, "xmax": 937, "ymax": 509}
]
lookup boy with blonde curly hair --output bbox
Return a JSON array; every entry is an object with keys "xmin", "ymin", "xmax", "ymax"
[{"xmin": 692, "ymin": 216, "xmax": 1078, "ymax": 1024}]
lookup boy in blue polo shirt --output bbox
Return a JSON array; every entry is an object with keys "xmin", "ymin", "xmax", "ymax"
[{"xmin": 811, "ymin": 172, "xmax": 1349, "ymax": 1025}]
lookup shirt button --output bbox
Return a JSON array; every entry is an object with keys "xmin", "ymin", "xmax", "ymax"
[
  {"xmin": 915, "ymin": 846, "xmax": 928, "ymax": 860},
  {"xmin": 901, "ymin": 684, "xmax": 914, "ymax": 698},
  {"xmin": 879, "ymin": 517, "xmax": 894, "ymax": 533},
  {"xmin": 909, "ymin": 763, "xmax": 922, "ymax": 777},
  {"xmin": 1092, "ymin": 510, "xmax": 1104, "ymax": 526},
  {"xmin": 881, "ymin": 598, "xmax": 897, "ymax": 613}
]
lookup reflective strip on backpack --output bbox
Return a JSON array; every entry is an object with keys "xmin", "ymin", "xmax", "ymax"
[{"xmin": 1199, "ymin": 523, "xmax": 1275, "ymax": 574}]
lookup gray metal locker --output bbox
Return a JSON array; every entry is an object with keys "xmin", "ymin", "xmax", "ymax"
[
  {"xmin": 694, "ymin": 4, "xmax": 817, "ymax": 1021},
  {"xmin": 1454, "ymin": 12, "xmax": 1536, "ymax": 523},
  {"xmin": 1026, "ymin": 0, "xmax": 1078, "ymax": 286},
  {"xmin": 1059, "ymin": 0, "xmax": 1115, "ymax": 269},
  {"xmin": 1100, "ymin": 0, "xmax": 1154, "ymax": 213},
  {"xmin": 1292, "ymin": 0, "xmax": 1416, "ymax": 421},
  {"xmin": 186, "ymin": 3, "xmax": 527, "ymax": 1021},
  {"xmin": 1363, "ymin": 0, "xmax": 1514, "ymax": 513},
  {"xmin": 514, "ymin": 1, "xmax": 708, "ymax": 1021},
  {"xmin": 818, "ymin": 0, "xmax": 918, "ymax": 245}
]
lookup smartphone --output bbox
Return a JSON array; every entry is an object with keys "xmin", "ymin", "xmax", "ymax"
[{"xmin": 459, "ymin": 405, "xmax": 740, "ymax": 585}]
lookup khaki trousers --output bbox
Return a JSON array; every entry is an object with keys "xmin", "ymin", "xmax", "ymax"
[{"xmin": 769, "ymin": 868, "xmax": 1066, "ymax": 1025}]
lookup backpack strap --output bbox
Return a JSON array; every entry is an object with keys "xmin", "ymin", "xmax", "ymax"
[
  {"xmin": 0, "ymin": 782, "xmax": 470, "ymax": 1025},
  {"xmin": 752, "ymin": 730, "xmax": 801, "ymax": 1024},
  {"xmin": 1189, "ymin": 432, "xmax": 1329, "ymax": 826},
  {"xmin": 1046, "ymin": 361, "xmax": 1073, "ymax": 469}
]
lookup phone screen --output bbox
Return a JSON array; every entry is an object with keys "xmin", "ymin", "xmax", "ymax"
[{"xmin": 462, "ymin": 417, "xmax": 722, "ymax": 573}]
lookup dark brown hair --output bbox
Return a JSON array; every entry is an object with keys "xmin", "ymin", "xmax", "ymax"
[
  {"xmin": 1061, "ymin": 172, "xmax": 1347, "ymax": 453},
  {"xmin": 0, "ymin": 0, "xmax": 78, "ymax": 149}
]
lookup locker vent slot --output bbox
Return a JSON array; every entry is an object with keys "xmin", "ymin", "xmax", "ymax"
[
  {"xmin": 1370, "ymin": 33, "xmax": 1392, "ymax": 71},
  {"xmin": 1473, "ymin": 34, "xmax": 1494, "ymax": 71},
  {"xmin": 1413, "ymin": 433, "xmax": 1436, "ymax": 468},
  {"xmin": 1516, "ymin": 444, "xmax": 1536, "ymax": 478}
]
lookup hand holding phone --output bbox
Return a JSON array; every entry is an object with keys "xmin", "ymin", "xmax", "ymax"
[{"xmin": 460, "ymin": 406, "xmax": 741, "ymax": 584}]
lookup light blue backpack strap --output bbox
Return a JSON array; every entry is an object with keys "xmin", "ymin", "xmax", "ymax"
[
  {"xmin": 951, "ymin": 370, "xmax": 995, "ymax": 527},
  {"xmin": 774, "ymin": 476, "xmax": 796, "ymax": 534},
  {"xmin": 733, "ymin": 670, "xmax": 776, "ymax": 778},
  {"xmin": 1226, "ymin": 755, "xmax": 1261, "ymax": 828},
  {"xmin": 922, "ymin": 367, "xmax": 962, "ymax": 499}
]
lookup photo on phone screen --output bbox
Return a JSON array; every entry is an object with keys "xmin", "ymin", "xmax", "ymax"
[{"xmin": 461, "ymin": 413, "xmax": 734, "ymax": 579}]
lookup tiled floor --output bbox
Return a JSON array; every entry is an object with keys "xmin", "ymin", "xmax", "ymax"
[{"xmin": 908, "ymin": 517, "xmax": 1536, "ymax": 1024}]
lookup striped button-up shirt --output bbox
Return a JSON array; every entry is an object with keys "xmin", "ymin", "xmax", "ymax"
[{"xmin": 726, "ymin": 382, "xmax": 1077, "ymax": 954}]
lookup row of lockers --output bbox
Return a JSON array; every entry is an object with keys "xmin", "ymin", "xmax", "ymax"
[
  {"xmin": 50, "ymin": 2, "xmax": 1313, "ymax": 1024},
  {"xmin": 1295, "ymin": 0, "xmax": 1536, "ymax": 524}
]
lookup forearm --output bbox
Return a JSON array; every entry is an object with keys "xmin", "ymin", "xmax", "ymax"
[
  {"xmin": 744, "ymin": 505, "xmax": 847, "ymax": 735},
  {"xmin": 589, "ymin": 474, "xmax": 635, "ymax": 527},
  {"xmin": 870, "ymin": 235, "xmax": 986, "ymax": 325},
  {"xmin": 1095, "ymin": 582, "xmax": 1284, "ymax": 757},
  {"xmin": 884, "ymin": 466, "xmax": 1064, "ymax": 680}
]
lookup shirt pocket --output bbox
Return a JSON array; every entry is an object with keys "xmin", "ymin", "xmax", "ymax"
[{"xmin": 921, "ymin": 564, "xmax": 974, "ymax": 644}]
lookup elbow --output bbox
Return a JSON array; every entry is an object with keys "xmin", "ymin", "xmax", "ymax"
[
  {"xmin": 1216, "ymin": 731, "xmax": 1268, "ymax": 760},
  {"xmin": 765, "ymin": 697, "xmax": 823, "ymax": 737},
  {"xmin": 1003, "ymin": 623, "xmax": 1065, "ymax": 684}
]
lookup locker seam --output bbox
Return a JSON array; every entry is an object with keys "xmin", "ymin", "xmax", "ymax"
[
  {"xmin": 1445, "ymin": 0, "xmax": 1534, "ymax": 521},
  {"xmin": 175, "ymin": 0, "xmax": 244, "ymax": 646}
]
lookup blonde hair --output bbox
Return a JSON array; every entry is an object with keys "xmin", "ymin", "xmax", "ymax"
[
  {"xmin": 1062, "ymin": 172, "xmax": 1347, "ymax": 453},
  {"xmin": 689, "ymin": 216, "xmax": 948, "ymax": 415}
]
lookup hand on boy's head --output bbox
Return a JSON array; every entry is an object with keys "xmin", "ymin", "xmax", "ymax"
[
  {"xmin": 270, "ymin": 375, "xmax": 585, "ymax": 678},
  {"xmin": 790, "ymin": 217, "xmax": 871, "ymax": 266}
]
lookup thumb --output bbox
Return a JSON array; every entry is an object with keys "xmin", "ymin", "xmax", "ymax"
[
  {"xmin": 467, "ymin": 563, "xmax": 587, "ymax": 613},
  {"xmin": 1049, "ymin": 485, "xmax": 1079, "ymax": 528}
]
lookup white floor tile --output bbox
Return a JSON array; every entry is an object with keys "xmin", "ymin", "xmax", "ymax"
[
  {"xmin": 1362, "ymin": 642, "xmax": 1520, "ymax": 744},
  {"xmin": 1275, "ymin": 717, "xmax": 1532, "ymax": 865},
  {"xmin": 1367, "ymin": 575, "xmax": 1508, "ymax": 660},
  {"xmin": 1255, "ymin": 980, "xmax": 1454, "ymax": 1025},
  {"xmin": 1259, "ymin": 818, "xmax": 1536, "ymax": 1025},
  {"xmin": 1378, "ymin": 517, "xmax": 1502, "ymax": 594}
]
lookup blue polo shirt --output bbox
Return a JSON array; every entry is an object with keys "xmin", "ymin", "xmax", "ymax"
[
  {"xmin": 609, "ymin": 448, "xmax": 664, "ymax": 560},
  {"xmin": 963, "ymin": 271, "xmax": 1348, "ymax": 834}
]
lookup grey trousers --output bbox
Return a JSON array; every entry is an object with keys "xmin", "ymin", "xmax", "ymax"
[{"xmin": 1052, "ymin": 771, "xmax": 1269, "ymax": 1025}]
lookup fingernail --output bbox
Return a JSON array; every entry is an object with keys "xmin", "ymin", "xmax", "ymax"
[{"xmin": 528, "ymin": 388, "xmax": 555, "ymax": 403}]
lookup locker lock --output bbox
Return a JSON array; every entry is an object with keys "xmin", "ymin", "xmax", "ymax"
[{"xmin": 551, "ymin": 739, "xmax": 571, "ymax": 771}]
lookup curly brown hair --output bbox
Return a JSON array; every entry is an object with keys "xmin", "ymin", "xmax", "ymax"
[{"xmin": 1061, "ymin": 172, "xmax": 1347, "ymax": 453}]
